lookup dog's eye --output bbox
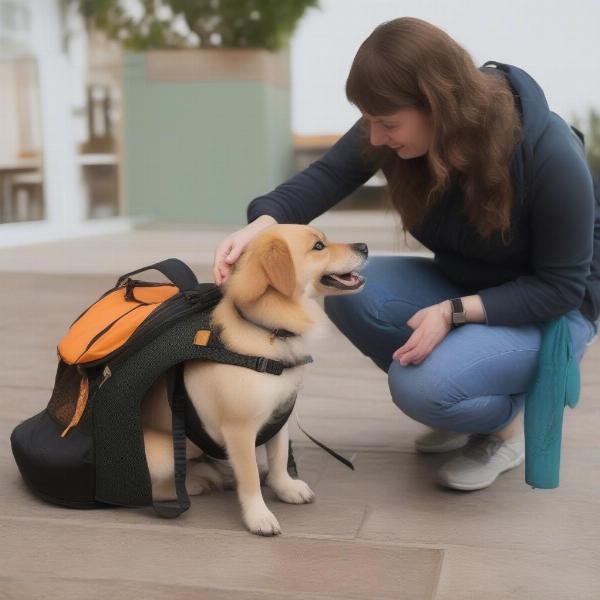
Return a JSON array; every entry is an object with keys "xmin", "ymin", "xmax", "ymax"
[{"xmin": 313, "ymin": 241, "xmax": 326, "ymax": 251}]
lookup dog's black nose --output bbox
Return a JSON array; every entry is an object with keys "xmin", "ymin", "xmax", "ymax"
[{"xmin": 351, "ymin": 243, "xmax": 368, "ymax": 258}]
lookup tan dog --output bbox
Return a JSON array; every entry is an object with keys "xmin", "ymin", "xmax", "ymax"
[{"xmin": 141, "ymin": 224, "xmax": 368, "ymax": 535}]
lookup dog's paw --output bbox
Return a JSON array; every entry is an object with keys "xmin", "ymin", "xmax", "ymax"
[
  {"xmin": 206, "ymin": 459, "xmax": 239, "ymax": 490},
  {"xmin": 186, "ymin": 460, "xmax": 226, "ymax": 495},
  {"xmin": 244, "ymin": 504, "xmax": 282, "ymax": 536},
  {"xmin": 268, "ymin": 477, "xmax": 315, "ymax": 504}
]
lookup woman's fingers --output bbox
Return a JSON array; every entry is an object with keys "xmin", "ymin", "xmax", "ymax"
[
  {"xmin": 393, "ymin": 330, "xmax": 425, "ymax": 364},
  {"xmin": 401, "ymin": 350, "xmax": 422, "ymax": 365},
  {"xmin": 224, "ymin": 244, "xmax": 241, "ymax": 264},
  {"xmin": 396, "ymin": 335, "xmax": 438, "ymax": 365},
  {"xmin": 213, "ymin": 225, "xmax": 259, "ymax": 286},
  {"xmin": 218, "ymin": 240, "xmax": 233, "ymax": 263},
  {"xmin": 393, "ymin": 331, "xmax": 420, "ymax": 357},
  {"xmin": 213, "ymin": 239, "xmax": 234, "ymax": 285},
  {"xmin": 220, "ymin": 263, "xmax": 232, "ymax": 282}
]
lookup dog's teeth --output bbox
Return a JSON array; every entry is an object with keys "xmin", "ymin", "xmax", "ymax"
[
  {"xmin": 330, "ymin": 272, "xmax": 358, "ymax": 285},
  {"xmin": 321, "ymin": 270, "xmax": 363, "ymax": 289}
]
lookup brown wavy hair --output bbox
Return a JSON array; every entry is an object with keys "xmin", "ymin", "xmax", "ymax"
[{"xmin": 345, "ymin": 17, "xmax": 522, "ymax": 243}]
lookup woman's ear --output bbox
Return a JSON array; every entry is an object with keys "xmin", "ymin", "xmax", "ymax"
[{"xmin": 259, "ymin": 237, "xmax": 296, "ymax": 298}]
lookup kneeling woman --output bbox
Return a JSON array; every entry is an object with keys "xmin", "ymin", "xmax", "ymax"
[{"xmin": 232, "ymin": 18, "xmax": 599, "ymax": 491}]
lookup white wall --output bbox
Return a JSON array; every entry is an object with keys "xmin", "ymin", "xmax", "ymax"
[{"xmin": 290, "ymin": 0, "xmax": 600, "ymax": 134}]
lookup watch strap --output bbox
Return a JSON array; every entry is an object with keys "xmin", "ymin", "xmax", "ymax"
[{"xmin": 450, "ymin": 298, "xmax": 467, "ymax": 327}]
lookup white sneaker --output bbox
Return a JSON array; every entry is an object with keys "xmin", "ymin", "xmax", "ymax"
[
  {"xmin": 437, "ymin": 432, "xmax": 525, "ymax": 491},
  {"xmin": 414, "ymin": 429, "xmax": 471, "ymax": 453}
]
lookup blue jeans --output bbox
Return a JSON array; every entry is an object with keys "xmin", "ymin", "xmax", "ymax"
[{"xmin": 323, "ymin": 256, "xmax": 598, "ymax": 434}]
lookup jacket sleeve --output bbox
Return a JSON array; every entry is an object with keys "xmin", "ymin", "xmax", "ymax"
[
  {"xmin": 246, "ymin": 117, "xmax": 378, "ymax": 225},
  {"xmin": 478, "ymin": 144, "xmax": 596, "ymax": 326}
]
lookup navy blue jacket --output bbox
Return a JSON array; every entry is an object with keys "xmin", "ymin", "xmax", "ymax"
[{"xmin": 247, "ymin": 62, "xmax": 600, "ymax": 327}]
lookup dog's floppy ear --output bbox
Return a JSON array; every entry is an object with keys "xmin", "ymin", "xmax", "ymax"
[
  {"xmin": 231, "ymin": 235, "xmax": 295, "ymax": 303},
  {"xmin": 259, "ymin": 237, "xmax": 296, "ymax": 298},
  {"xmin": 232, "ymin": 248, "xmax": 270, "ymax": 304}
]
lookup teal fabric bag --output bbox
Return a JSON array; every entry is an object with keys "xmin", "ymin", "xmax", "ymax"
[{"xmin": 524, "ymin": 316, "xmax": 580, "ymax": 489}]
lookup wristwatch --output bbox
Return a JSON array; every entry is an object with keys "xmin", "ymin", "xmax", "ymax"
[{"xmin": 450, "ymin": 298, "xmax": 467, "ymax": 328}]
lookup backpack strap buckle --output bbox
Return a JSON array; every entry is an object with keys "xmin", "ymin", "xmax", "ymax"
[{"xmin": 255, "ymin": 356, "xmax": 269, "ymax": 372}]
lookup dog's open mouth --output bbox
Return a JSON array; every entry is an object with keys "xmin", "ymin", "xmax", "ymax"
[{"xmin": 320, "ymin": 270, "xmax": 365, "ymax": 290}]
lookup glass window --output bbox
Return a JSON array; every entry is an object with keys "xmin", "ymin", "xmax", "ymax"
[{"xmin": 0, "ymin": 0, "xmax": 44, "ymax": 224}]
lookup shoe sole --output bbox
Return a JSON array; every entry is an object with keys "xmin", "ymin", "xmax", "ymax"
[{"xmin": 437, "ymin": 453, "xmax": 525, "ymax": 491}]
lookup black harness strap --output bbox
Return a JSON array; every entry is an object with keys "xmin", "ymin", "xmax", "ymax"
[
  {"xmin": 232, "ymin": 302, "xmax": 298, "ymax": 339},
  {"xmin": 180, "ymin": 383, "xmax": 297, "ymax": 461},
  {"xmin": 152, "ymin": 363, "xmax": 191, "ymax": 518},
  {"xmin": 204, "ymin": 348, "xmax": 314, "ymax": 375}
]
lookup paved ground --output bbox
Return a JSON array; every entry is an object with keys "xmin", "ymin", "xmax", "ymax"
[{"xmin": 2, "ymin": 211, "xmax": 599, "ymax": 599}]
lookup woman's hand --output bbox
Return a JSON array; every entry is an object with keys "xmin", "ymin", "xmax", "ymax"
[
  {"xmin": 392, "ymin": 301, "xmax": 452, "ymax": 366},
  {"xmin": 213, "ymin": 215, "xmax": 278, "ymax": 286}
]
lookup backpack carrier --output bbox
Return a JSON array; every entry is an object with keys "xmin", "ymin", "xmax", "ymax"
[{"xmin": 10, "ymin": 258, "xmax": 317, "ymax": 518}]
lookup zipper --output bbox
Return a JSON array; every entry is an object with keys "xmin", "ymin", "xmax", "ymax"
[
  {"xmin": 124, "ymin": 286, "xmax": 221, "ymax": 343},
  {"xmin": 69, "ymin": 297, "xmax": 174, "ymax": 370},
  {"xmin": 72, "ymin": 303, "xmax": 147, "ymax": 364},
  {"xmin": 98, "ymin": 365, "xmax": 112, "ymax": 389},
  {"xmin": 72, "ymin": 283, "xmax": 222, "ymax": 370},
  {"xmin": 68, "ymin": 284, "xmax": 122, "ymax": 328},
  {"xmin": 106, "ymin": 294, "xmax": 199, "ymax": 370},
  {"xmin": 78, "ymin": 286, "xmax": 221, "ymax": 371},
  {"xmin": 68, "ymin": 279, "xmax": 176, "ymax": 328},
  {"xmin": 106, "ymin": 289, "xmax": 220, "ymax": 373}
]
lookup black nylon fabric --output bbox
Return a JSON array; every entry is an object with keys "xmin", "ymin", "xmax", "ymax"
[
  {"xmin": 10, "ymin": 408, "xmax": 102, "ymax": 508},
  {"xmin": 95, "ymin": 309, "xmax": 213, "ymax": 506}
]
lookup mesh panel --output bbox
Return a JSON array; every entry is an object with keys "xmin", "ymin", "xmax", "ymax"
[{"xmin": 47, "ymin": 360, "xmax": 84, "ymax": 426}]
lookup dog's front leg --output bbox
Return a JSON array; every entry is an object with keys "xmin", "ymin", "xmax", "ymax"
[
  {"xmin": 221, "ymin": 422, "xmax": 282, "ymax": 536},
  {"xmin": 265, "ymin": 422, "xmax": 315, "ymax": 504}
]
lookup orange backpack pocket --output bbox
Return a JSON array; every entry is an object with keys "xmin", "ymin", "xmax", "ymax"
[{"xmin": 58, "ymin": 283, "xmax": 179, "ymax": 365}]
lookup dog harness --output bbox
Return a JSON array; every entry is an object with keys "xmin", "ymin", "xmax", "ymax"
[{"xmin": 167, "ymin": 314, "xmax": 313, "ymax": 463}]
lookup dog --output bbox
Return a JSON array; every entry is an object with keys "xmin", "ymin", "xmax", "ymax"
[{"xmin": 141, "ymin": 224, "xmax": 368, "ymax": 535}]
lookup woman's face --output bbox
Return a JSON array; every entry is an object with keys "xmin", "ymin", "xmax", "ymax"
[{"xmin": 361, "ymin": 108, "xmax": 433, "ymax": 159}]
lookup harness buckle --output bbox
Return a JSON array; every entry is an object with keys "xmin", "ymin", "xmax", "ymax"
[{"xmin": 255, "ymin": 356, "xmax": 269, "ymax": 372}]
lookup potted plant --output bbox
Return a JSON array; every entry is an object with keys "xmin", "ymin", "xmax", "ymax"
[{"xmin": 70, "ymin": 0, "xmax": 320, "ymax": 225}]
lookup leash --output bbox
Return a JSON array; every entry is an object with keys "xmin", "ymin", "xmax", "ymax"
[{"xmin": 293, "ymin": 410, "xmax": 357, "ymax": 470}]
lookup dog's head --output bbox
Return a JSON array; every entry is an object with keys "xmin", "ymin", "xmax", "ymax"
[{"xmin": 224, "ymin": 224, "xmax": 368, "ymax": 304}]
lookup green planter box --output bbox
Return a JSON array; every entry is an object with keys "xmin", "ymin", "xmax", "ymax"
[{"xmin": 122, "ymin": 48, "xmax": 294, "ymax": 226}]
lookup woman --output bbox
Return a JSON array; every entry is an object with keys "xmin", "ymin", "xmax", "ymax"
[{"xmin": 212, "ymin": 17, "xmax": 599, "ymax": 491}]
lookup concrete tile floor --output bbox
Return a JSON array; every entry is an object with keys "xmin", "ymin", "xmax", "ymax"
[{"xmin": 1, "ymin": 214, "xmax": 599, "ymax": 599}]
